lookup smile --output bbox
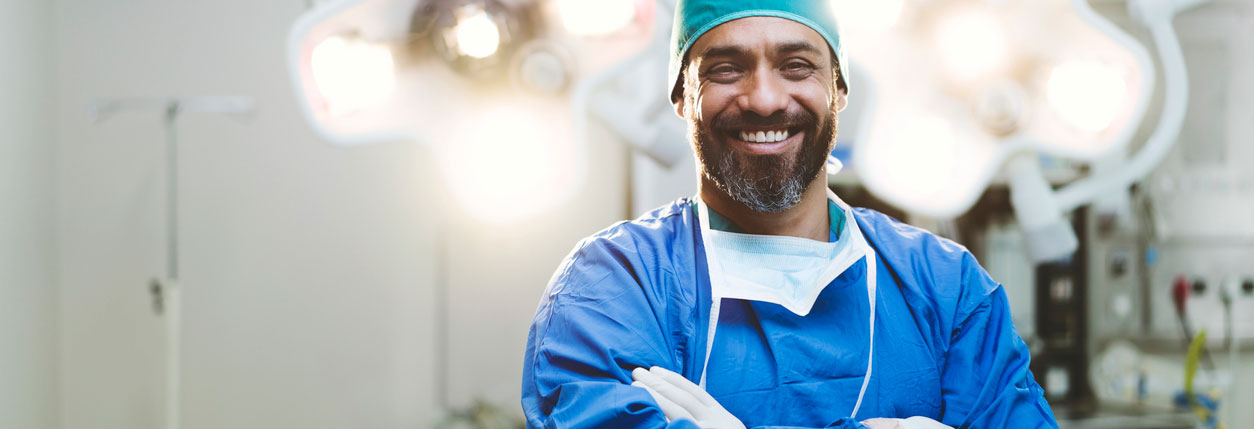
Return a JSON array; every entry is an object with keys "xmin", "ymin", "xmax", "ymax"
[
  {"xmin": 737, "ymin": 129, "xmax": 791, "ymax": 143},
  {"xmin": 725, "ymin": 127, "xmax": 803, "ymax": 155}
]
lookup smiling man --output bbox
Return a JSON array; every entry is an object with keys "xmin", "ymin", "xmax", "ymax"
[{"xmin": 521, "ymin": 1, "xmax": 1057, "ymax": 428}]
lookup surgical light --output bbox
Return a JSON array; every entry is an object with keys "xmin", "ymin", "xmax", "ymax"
[
  {"xmin": 829, "ymin": 0, "xmax": 903, "ymax": 34},
  {"xmin": 310, "ymin": 35, "xmax": 396, "ymax": 116},
  {"xmin": 1046, "ymin": 60, "xmax": 1129, "ymax": 133},
  {"xmin": 845, "ymin": 0, "xmax": 1155, "ymax": 217},
  {"xmin": 933, "ymin": 7, "xmax": 1011, "ymax": 82},
  {"xmin": 974, "ymin": 82, "xmax": 1029, "ymax": 136},
  {"xmin": 554, "ymin": 0, "xmax": 636, "ymax": 36},
  {"xmin": 288, "ymin": 0, "xmax": 657, "ymax": 224},
  {"xmin": 453, "ymin": 6, "xmax": 501, "ymax": 58},
  {"xmin": 839, "ymin": 0, "xmax": 1201, "ymax": 263}
]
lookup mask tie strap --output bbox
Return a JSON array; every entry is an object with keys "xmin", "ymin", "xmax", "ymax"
[
  {"xmin": 695, "ymin": 199, "xmax": 722, "ymax": 389},
  {"xmin": 849, "ymin": 224, "xmax": 877, "ymax": 420}
]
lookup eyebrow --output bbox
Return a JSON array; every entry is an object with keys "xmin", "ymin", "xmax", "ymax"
[
  {"xmin": 699, "ymin": 45, "xmax": 748, "ymax": 60},
  {"xmin": 777, "ymin": 41, "xmax": 822, "ymax": 57},
  {"xmin": 697, "ymin": 40, "xmax": 823, "ymax": 61}
]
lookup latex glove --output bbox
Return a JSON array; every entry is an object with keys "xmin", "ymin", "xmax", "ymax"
[
  {"xmin": 862, "ymin": 417, "xmax": 951, "ymax": 429},
  {"xmin": 631, "ymin": 366, "xmax": 746, "ymax": 429}
]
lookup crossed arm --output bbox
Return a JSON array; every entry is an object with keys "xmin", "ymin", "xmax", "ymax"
[
  {"xmin": 522, "ymin": 237, "xmax": 1055, "ymax": 428},
  {"xmin": 523, "ymin": 287, "xmax": 1053, "ymax": 428},
  {"xmin": 631, "ymin": 365, "xmax": 950, "ymax": 429}
]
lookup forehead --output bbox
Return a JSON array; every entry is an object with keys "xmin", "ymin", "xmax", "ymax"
[{"xmin": 689, "ymin": 16, "xmax": 830, "ymax": 61}]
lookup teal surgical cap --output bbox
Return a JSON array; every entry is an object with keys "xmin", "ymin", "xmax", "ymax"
[{"xmin": 668, "ymin": 0, "xmax": 850, "ymax": 102}]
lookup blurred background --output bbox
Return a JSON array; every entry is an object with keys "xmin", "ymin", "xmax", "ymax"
[{"xmin": 2, "ymin": 0, "xmax": 1252, "ymax": 428}]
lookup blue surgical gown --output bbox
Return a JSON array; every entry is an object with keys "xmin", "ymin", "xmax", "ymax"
[{"xmin": 521, "ymin": 199, "xmax": 1057, "ymax": 428}]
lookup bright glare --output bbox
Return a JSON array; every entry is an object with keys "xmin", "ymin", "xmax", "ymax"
[
  {"xmin": 441, "ymin": 104, "xmax": 567, "ymax": 224},
  {"xmin": 830, "ymin": 0, "xmax": 903, "ymax": 32},
  {"xmin": 555, "ymin": 0, "xmax": 636, "ymax": 36},
  {"xmin": 934, "ymin": 8, "xmax": 1009, "ymax": 81},
  {"xmin": 455, "ymin": 11, "xmax": 501, "ymax": 58},
  {"xmin": 1047, "ymin": 60, "xmax": 1128, "ymax": 133},
  {"xmin": 310, "ymin": 36, "xmax": 396, "ymax": 116},
  {"xmin": 877, "ymin": 115, "xmax": 958, "ymax": 197}
]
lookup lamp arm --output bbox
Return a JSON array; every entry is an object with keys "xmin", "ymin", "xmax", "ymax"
[
  {"xmin": 568, "ymin": 0, "xmax": 675, "ymax": 169},
  {"xmin": 1053, "ymin": 0, "xmax": 1194, "ymax": 211}
]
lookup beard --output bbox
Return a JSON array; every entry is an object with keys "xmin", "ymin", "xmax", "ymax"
[{"xmin": 693, "ymin": 105, "xmax": 837, "ymax": 213}]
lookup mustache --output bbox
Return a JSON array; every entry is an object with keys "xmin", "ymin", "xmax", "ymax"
[{"xmin": 710, "ymin": 109, "xmax": 817, "ymax": 131}]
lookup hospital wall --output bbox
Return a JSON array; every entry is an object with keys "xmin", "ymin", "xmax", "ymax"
[
  {"xmin": 47, "ymin": 0, "xmax": 629, "ymax": 428},
  {"xmin": 0, "ymin": 0, "xmax": 58, "ymax": 428}
]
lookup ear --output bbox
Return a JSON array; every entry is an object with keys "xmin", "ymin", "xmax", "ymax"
[
  {"xmin": 672, "ymin": 77, "xmax": 688, "ymax": 119},
  {"xmin": 834, "ymin": 87, "xmax": 849, "ymax": 112}
]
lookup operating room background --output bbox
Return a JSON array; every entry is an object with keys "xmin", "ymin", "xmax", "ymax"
[
  {"xmin": 2, "ymin": 1, "xmax": 1253, "ymax": 429},
  {"xmin": 6, "ymin": 0, "xmax": 629, "ymax": 427}
]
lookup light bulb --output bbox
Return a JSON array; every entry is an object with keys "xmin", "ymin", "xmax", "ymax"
[
  {"xmin": 310, "ymin": 35, "xmax": 396, "ymax": 116},
  {"xmin": 934, "ymin": 7, "xmax": 1010, "ymax": 81},
  {"xmin": 455, "ymin": 10, "xmax": 501, "ymax": 58}
]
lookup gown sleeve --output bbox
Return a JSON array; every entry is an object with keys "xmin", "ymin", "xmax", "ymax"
[
  {"xmin": 521, "ymin": 236, "xmax": 701, "ymax": 429},
  {"xmin": 937, "ymin": 253, "xmax": 1058, "ymax": 428}
]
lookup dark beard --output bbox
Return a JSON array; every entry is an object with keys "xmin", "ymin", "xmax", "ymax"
[{"xmin": 693, "ymin": 107, "xmax": 836, "ymax": 213}]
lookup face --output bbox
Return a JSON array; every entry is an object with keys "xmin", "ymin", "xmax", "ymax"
[{"xmin": 677, "ymin": 17, "xmax": 848, "ymax": 213}]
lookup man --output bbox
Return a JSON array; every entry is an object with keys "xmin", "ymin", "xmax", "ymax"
[{"xmin": 521, "ymin": 1, "xmax": 1058, "ymax": 428}]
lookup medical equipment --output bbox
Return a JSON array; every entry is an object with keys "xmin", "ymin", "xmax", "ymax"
[
  {"xmin": 287, "ymin": 0, "xmax": 658, "ymax": 224},
  {"xmin": 835, "ymin": 0, "xmax": 1203, "ymax": 263},
  {"xmin": 287, "ymin": 1, "xmax": 665, "ymax": 418},
  {"xmin": 88, "ymin": 96, "xmax": 256, "ymax": 429}
]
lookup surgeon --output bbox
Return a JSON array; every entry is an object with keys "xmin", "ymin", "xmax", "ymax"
[{"xmin": 521, "ymin": 0, "xmax": 1057, "ymax": 428}]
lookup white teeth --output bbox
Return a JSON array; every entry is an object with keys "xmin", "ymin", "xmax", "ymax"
[{"xmin": 738, "ymin": 129, "xmax": 790, "ymax": 143}]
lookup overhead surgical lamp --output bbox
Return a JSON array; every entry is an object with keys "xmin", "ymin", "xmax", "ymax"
[
  {"xmin": 835, "ymin": 0, "xmax": 1204, "ymax": 262},
  {"xmin": 287, "ymin": 0, "xmax": 656, "ymax": 225}
]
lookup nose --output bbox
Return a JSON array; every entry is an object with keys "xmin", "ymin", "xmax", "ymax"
[{"xmin": 738, "ymin": 69, "xmax": 789, "ymax": 117}]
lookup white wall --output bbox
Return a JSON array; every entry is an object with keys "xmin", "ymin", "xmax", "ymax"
[
  {"xmin": 52, "ymin": 1, "xmax": 629, "ymax": 428},
  {"xmin": 0, "ymin": 0, "xmax": 58, "ymax": 427},
  {"xmin": 53, "ymin": 1, "xmax": 443, "ymax": 427}
]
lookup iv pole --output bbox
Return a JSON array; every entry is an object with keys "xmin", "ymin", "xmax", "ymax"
[{"xmin": 88, "ymin": 96, "xmax": 254, "ymax": 429}]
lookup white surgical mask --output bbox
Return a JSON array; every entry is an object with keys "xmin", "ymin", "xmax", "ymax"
[{"xmin": 696, "ymin": 188, "xmax": 878, "ymax": 420}]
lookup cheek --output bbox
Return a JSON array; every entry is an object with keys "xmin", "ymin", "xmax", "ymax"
[
  {"xmin": 797, "ymin": 85, "xmax": 834, "ymax": 118},
  {"xmin": 696, "ymin": 87, "xmax": 737, "ymax": 123}
]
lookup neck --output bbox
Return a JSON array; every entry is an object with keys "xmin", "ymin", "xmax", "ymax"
[{"xmin": 699, "ymin": 174, "xmax": 831, "ymax": 241}]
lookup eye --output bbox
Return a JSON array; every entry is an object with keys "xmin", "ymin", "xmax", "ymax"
[
  {"xmin": 704, "ymin": 64, "xmax": 743, "ymax": 83},
  {"xmin": 781, "ymin": 60, "xmax": 816, "ymax": 79}
]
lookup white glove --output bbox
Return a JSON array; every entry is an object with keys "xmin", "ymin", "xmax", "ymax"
[
  {"xmin": 862, "ymin": 417, "xmax": 951, "ymax": 429},
  {"xmin": 631, "ymin": 366, "xmax": 746, "ymax": 429}
]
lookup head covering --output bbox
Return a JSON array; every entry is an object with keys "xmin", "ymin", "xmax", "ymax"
[{"xmin": 668, "ymin": 0, "xmax": 850, "ymax": 102}]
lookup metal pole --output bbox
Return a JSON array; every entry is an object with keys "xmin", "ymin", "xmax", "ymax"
[
  {"xmin": 165, "ymin": 101, "xmax": 180, "ymax": 281},
  {"xmin": 87, "ymin": 95, "xmax": 252, "ymax": 429},
  {"xmin": 436, "ymin": 218, "xmax": 450, "ymax": 412},
  {"xmin": 163, "ymin": 100, "xmax": 182, "ymax": 429}
]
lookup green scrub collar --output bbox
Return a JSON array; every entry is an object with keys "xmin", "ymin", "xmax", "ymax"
[
  {"xmin": 668, "ymin": 0, "xmax": 851, "ymax": 102},
  {"xmin": 704, "ymin": 200, "xmax": 847, "ymax": 243}
]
